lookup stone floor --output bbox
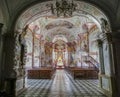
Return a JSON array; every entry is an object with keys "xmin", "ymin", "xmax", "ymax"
[{"xmin": 18, "ymin": 70, "xmax": 107, "ymax": 97}]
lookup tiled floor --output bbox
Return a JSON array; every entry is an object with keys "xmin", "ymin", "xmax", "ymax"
[{"xmin": 18, "ymin": 70, "xmax": 107, "ymax": 97}]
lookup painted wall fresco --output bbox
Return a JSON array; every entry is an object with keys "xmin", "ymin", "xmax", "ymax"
[
  {"xmin": 45, "ymin": 20, "xmax": 74, "ymax": 30},
  {"xmin": 14, "ymin": 1, "xmax": 109, "ymax": 69},
  {"xmin": 89, "ymin": 27, "xmax": 99, "ymax": 63}
]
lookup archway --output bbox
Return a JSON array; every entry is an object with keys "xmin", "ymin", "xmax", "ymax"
[{"xmin": 3, "ymin": 0, "xmax": 114, "ymax": 97}]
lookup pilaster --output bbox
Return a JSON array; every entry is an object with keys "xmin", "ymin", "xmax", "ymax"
[
  {"xmin": 14, "ymin": 29, "xmax": 28, "ymax": 96},
  {"xmin": 97, "ymin": 39, "xmax": 104, "ymax": 74},
  {"xmin": 98, "ymin": 32, "xmax": 116, "ymax": 97}
]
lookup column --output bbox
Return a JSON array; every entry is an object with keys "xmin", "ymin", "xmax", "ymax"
[
  {"xmin": 0, "ymin": 23, "xmax": 4, "ymax": 90},
  {"xmin": 99, "ymin": 32, "xmax": 116, "ymax": 97},
  {"xmin": 39, "ymin": 44, "xmax": 41, "ymax": 67},
  {"xmin": 97, "ymin": 39, "xmax": 105, "ymax": 74},
  {"xmin": 97, "ymin": 39, "xmax": 104, "ymax": 88},
  {"xmin": 41, "ymin": 43, "xmax": 45, "ymax": 67},
  {"xmin": 106, "ymin": 33, "xmax": 115, "ymax": 75},
  {"xmin": 32, "ymin": 32, "xmax": 34, "ymax": 68},
  {"xmin": 68, "ymin": 51, "xmax": 70, "ymax": 66}
]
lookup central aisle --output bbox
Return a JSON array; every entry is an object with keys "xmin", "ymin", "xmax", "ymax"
[{"xmin": 18, "ymin": 70, "xmax": 107, "ymax": 97}]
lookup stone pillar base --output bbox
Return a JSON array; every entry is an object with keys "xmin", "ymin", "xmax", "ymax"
[{"xmin": 98, "ymin": 74, "xmax": 116, "ymax": 97}]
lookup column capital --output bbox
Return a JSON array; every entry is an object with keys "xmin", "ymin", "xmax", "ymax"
[
  {"xmin": 99, "ymin": 30, "xmax": 120, "ymax": 44},
  {"xmin": 105, "ymin": 32, "xmax": 112, "ymax": 43},
  {"xmin": 99, "ymin": 32, "xmax": 112, "ymax": 43}
]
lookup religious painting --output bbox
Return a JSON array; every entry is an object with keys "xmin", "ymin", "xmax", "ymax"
[
  {"xmin": 45, "ymin": 20, "xmax": 74, "ymax": 30},
  {"xmin": 79, "ymin": 33, "xmax": 89, "ymax": 52},
  {"xmin": 57, "ymin": 56, "xmax": 63, "ymax": 66}
]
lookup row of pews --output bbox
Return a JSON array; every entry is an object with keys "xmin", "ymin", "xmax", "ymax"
[
  {"xmin": 27, "ymin": 66, "xmax": 98, "ymax": 79},
  {"xmin": 65, "ymin": 66, "xmax": 99, "ymax": 79},
  {"xmin": 27, "ymin": 67, "xmax": 56, "ymax": 79}
]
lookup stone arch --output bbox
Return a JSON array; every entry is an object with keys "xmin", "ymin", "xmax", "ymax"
[
  {"xmin": 7, "ymin": 0, "xmax": 115, "ymax": 33},
  {"xmin": 14, "ymin": 1, "xmax": 111, "ymax": 31},
  {"xmin": 3, "ymin": 1, "xmax": 115, "ymax": 97}
]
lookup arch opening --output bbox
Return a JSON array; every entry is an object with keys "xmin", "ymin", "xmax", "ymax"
[{"xmin": 13, "ymin": 1, "xmax": 114, "ymax": 97}]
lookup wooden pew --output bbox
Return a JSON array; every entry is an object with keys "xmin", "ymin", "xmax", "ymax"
[
  {"xmin": 66, "ymin": 67, "xmax": 98, "ymax": 79},
  {"xmin": 27, "ymin": 67, "xmax": 55, "ymax": 79}
]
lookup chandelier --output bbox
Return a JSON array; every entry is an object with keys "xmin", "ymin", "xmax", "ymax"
[{"xmin": 51, "ymin": 0, "xmax": 77, "ymax": 17}]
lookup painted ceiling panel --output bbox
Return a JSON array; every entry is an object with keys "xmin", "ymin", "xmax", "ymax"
[
  {"xmin": 0, "ymin": 0, "xmax": 119, "ymax": 30},
  {"xmin": 25, "ymin": 15, "xmax": 100, "ymax": 44},
  {"xmin": 15, "ymin": 1, "xmax": 109, "ymax": 30}
]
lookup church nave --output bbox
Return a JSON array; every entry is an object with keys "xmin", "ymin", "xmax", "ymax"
[
  {"xmin": 18, "ymin": 70, "xmax": 106, "ymax": 97},
  {"xmin": 0, "ymin": 0, "xmax": 119, "ymax": 97}
]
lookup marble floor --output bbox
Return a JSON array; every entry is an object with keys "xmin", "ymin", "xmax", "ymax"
[{"xmin": 18, "ymin": 70, "xmax": 107, "ymax": 97}]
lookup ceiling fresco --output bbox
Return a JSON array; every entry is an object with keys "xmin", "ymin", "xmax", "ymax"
[
  {"xmin": 15, "ymin": 0, "xmax": 109, "ymax": 30},
  {"xmin": 16, "ymin": 0, "xmax": 110, "ymax": 51},
  {"xmin": 26, "ymin": 16, "xmax": 96, "ymax": 43},
  {"xmin": 52, "ymin": 35, "xmax": 68, "ymax": 43},
  {"xmin": 45, "ymin": 20, "xmax": 74, "ymax": 30}
]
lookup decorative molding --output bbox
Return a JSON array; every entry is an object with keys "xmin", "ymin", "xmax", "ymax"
[
  {"xmin": 98, "ymin": 32, "xmax": 112, "ymax": 43},
  {"xmin": 100, "ymin": 18, "xmax": 111, "ymax": 33}
]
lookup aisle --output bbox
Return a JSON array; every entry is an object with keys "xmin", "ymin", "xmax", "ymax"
[{"xmin": 18, "ymin": 70, "xmax": 107, "ymax": 97}]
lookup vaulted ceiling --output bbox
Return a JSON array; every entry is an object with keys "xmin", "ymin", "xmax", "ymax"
[
  {"xmin": 15, "ymin": 1, "xmax": 104, "ymax": 44},
  {"xmin": 0, "ymin": 0, "xmax": 120, "ymax": 31},
  {"xmin": 27, "ymin": 16, "xmax": 96, "ymax": 43},
  {"xmin": 1, "ymin": 0, "xmax": 119, "ymax": 49}
]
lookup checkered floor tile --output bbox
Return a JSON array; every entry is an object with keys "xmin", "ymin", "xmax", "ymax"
[{"xmin": 17, "ymin": 70, "xmax": 107, "ymax": 97}]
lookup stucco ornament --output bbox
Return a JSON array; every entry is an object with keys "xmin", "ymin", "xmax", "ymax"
[
  {"xmin": 14, "ymin": 31, "xmax": 21, "ymax": 66},
  {"xmin": 100, "ymin": 18, "xmax": 110, "ymax": 33},
  {"xmin": 14, "ymin": 26, "xmax": 28, "ymax": 66}
]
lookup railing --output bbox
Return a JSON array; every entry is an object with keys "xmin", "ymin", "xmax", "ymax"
[{"xmin": 82, "ymin": 55, "xmax": 99, "ymax": 68}]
